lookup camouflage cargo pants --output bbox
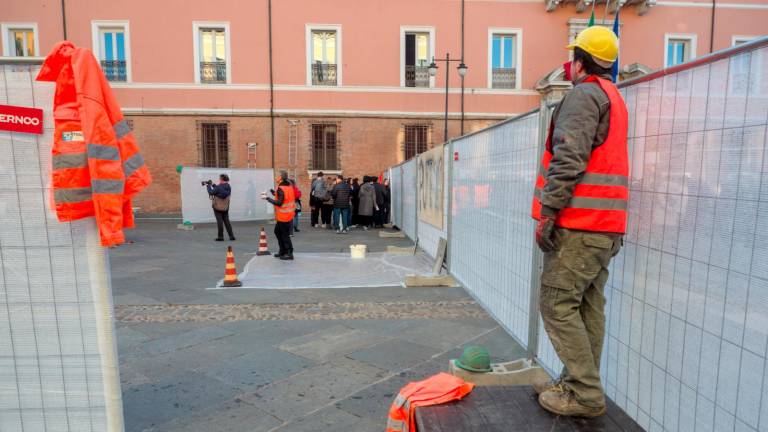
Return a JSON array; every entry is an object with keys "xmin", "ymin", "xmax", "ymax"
[{"xmin": 539, "ymin": 227, "xmax": 622, "ymax": 408}]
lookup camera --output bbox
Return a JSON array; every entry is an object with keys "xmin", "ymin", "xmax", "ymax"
[{"xmin": 201, "ymin": 180, "xmax": 213, "ymax": 186}]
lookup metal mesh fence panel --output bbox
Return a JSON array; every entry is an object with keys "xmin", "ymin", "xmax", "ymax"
[
  {"xmin": 594, "ymin": 44, "xmax": 768, "ymax": 432},
  {"xmin": 390, "ymin": 165, "xmax": 403, "ymax": 230},
  {"xmin": 449, "ymin": 112, "xmax": 540, "ymax": 347},
  {"xmin": 402, "ymin": 159, "xmax": 417, "ymax": 241},
  {"xmin": 0, "ymin": 64, "xmax": 124, "ymax": 431}
]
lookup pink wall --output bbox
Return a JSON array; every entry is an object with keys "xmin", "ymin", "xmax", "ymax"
[{"xmin": 3, "ymin": 0, "xmax": 766, "ymax": 115}]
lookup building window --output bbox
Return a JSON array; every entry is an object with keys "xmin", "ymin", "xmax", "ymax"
[
  {"xmin": 402, "ymin": 28, "xmax": 433, "ymax": 88},
  {"xmin": 404, "ymin": 125, "xmax": 429, "ymax": 160},
  {"xmin": 92, "ymin": 21, "xmax": 131, "ymax": 82},
  {"xmin": 311, "ymin": 124, "xmax": 338, "ymax": 170},
  {"xmin": 311, "ymin": 30, "xmax": 338, "ymax": 86},
  {"xmin": 488, "ymin": 29, "xmax": 522, "ymax": 89},
  {"xmin": 2, "ymin": 23, "xmax": 38, "ymax": 57},
  {"xmin": 193, "ymin": 22, "xmax": 230, "ymax": 84},
  {"xmin": 665, "ymin": 34, "xmax": 696, "ymax": 67},
  {"xmin": 200, "ymin": 123, "xmax": 229, "ymax": 168},
  {"xmin": 732, "ymin": 36, "xmax": 756, "ymax": 46}
]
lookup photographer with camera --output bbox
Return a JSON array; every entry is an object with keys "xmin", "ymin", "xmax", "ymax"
[{"xmin": 205, "ymin": 174, "xmax": 235, "ymax": 242}]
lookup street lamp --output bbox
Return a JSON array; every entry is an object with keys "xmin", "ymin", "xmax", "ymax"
[{"xmin": 428, "ymin": 53, "xmax": 468, "ymax": 143}]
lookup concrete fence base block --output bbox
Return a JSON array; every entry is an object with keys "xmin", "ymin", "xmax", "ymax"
[
  {"xmin": 404, "ymin": 274, "xmax": 458, "ymax": 288},
  {"xmin": 379, "ymin": 231, "xmax": 406, "ymax": 238},
  {"xmin": 448, "ymin": 358, "xmax": 551, "ymax": 386},
  {"xmin": 387, "ymin": 246, "xmax": 417, "ymax": 254},
  {"xmin": 384, "ymin": 223, "xmax": 394, "ymax": 229},
  {"xmin": 176, "ymin": 223, "xmax": 195, "ymax": 231}
]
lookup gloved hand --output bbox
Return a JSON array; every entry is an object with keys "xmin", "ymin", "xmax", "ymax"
[
  {"xmin": 536, "ymin": 216, "xmax": 556, "ymax": 252},
  {"xmin": 536, "ymin": 206, "xmax": 558, "ymax": 252}
]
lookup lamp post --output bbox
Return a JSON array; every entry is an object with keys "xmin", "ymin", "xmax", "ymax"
[{"xmin": 428, "ymin": 53, "xmax": 468, "ymax": 143}]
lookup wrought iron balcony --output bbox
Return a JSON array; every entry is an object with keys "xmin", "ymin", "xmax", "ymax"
[
  {"xmin": 312, "ymin": 63, "xmax": 337, "ymax": 86},
  {"xmin": 405, "ymin": 65, "xmax": 430, "ymax": 88},
  {"xmin": 200, "ymin": 61, "xmax": 227, "ymax": 84},
  {"xmin": 492, "ymin": 68, "xmax": 517, "ymax": 89},
  {"xmin": 100, "ymin": 60, "xmax": 127, "ymax": 82}
]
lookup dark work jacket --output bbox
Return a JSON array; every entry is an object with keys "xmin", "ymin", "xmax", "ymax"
[
  {"xmin": 331, "ymin": 182, "xmax": 352, "ymax": 209},
  {"xmin": 541, "ymin": 73, "xmax": 612, "ymax": 214},
  {"xmin": 207, "ymin": 182, "xmax": 231, "ymax": 199},
  {"xmin": 373, "ymin": 183, "xmax": 385, "ymax": 207}
]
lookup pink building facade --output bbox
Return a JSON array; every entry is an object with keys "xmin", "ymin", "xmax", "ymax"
[{"xmin": 2, "ymin": 0, "xmax": 766, "ymax": 213}]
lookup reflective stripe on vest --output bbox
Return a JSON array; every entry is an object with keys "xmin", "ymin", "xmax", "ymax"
[
  {"xmin": 531, "ymin": 75, "xmax": 629, "ymax": 234},
  {"xmin": 87, "ymin": 143, "xmax": 121, "ymax": 160},
  {"xmin": 55, "ymin": 187, "xmax": 92, "ymax": 203},
  {"xmin": 114, "ymin": 119, "xmax": 132, "ymax": 139},
  {"xmin": 52, "ymin": 152, "xmax": 88, "ymax": 170},
  {"xmin": 92, "ymin": 179, "xmax": 125, "ymax": 194},
  {"xmin": 123, "ymin": 153, "xmax": 145, "ymax": 176}
]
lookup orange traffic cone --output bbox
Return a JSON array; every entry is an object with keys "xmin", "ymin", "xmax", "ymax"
[
  {"xmin": 222, "ymin": 246, "xmax": 242, "ymax": 287},
  {"xmin": 257, "ymin": 227, "xmax": 270, "ymax": 256}
]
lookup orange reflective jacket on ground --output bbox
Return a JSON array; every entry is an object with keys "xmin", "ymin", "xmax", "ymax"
[
  {"xmin": 37, "ymin": 41, "xmax": 151, "ymax": 246},
  {"xmin": 386, "ymin": 373, "xmax": 474, "ymax": 432}
]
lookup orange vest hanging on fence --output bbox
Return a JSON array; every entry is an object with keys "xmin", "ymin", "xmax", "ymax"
[
  {"xmin": 37, "ymin": 41, "xmax": 152, "ymax": 247},
  {"xmin": 386, "ymin": 373, "xmax": 474, "ymax": 432},
  {"xmin": 531, "ymin": 75, "xmax": 629, "ymax": 234},
  {"xmin": 275, "ymin": 185, "xmax": 296, "ymax": 222}
]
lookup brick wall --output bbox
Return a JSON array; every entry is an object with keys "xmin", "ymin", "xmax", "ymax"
[{"xmin": 129, "ymin": 114, "xmax": 499, "ymax": 214}]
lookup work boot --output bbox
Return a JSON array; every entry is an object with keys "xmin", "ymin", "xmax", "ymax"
[
  {"xmin": 532, "ymin": 378, "xmax": 564, "ymax": 395},
  {"xmin": 274, "ymin": 253, "xmax": 282, "ymax": 258},
  {"xmin": 538, "ymin": 389, "xmax": 605, "ymax": 418},
  {"xmin": 280, "ymin": 254, "xmax": 294, "ymax": 261}
]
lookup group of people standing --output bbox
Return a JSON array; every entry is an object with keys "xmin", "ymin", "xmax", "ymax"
[{"xmin": 309, "ymin": 172, "xmax": 390, "ymax": 232}]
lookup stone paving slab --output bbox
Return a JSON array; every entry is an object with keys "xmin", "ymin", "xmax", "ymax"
[
  {"xmin": 278, "ymin": 324, "xmax": 386, "ymax": 362},
  {"xmin": 346, "ymin": 338, "xmax": 442, "ymax": 373},
  {"xmin": 146, "ymin": 399, "xmax": 282, "ymax": 432},
  {"xmin": 397, "ymin": 319, "xmax": 497, "ymax": 351},
  {"xmin": 202, "ymin": 348, "xmax": 316, "ymax": 393},
  {"xmin": 274, "ymin": 407, "xmax": 382, "ymax": 432},
  {"xmin": 139, "ymin": 325, "xmax": 235, "ymax": 355},
  {"xmin": 122, "ymin": 372, "xmax": 240, "ymax": 432},
  {"xmin": 242, "ymin": 357, "xmax": 387, "ymax": 422}
]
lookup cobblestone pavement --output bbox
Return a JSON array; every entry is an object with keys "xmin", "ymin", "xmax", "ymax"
[
  {"xmin": 112, "ymin": 219, "xmax": 526, "ymax": 432},
  {"xmin": 115, "ymin": 300, "xmax": 488, "ymax": 323}
]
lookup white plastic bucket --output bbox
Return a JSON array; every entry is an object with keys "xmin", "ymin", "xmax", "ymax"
[{"xmin": 350, "ymin": 244, "xmax": 367, "ymax": 259}]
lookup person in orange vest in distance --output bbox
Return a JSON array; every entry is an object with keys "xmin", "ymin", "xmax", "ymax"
[
  {"xmin": 531, "ymin": 26, "xmax": 628, "ymax": 417},
  {"xmin": 263, "ymin": 171, "xmax": 296, "ymax": 260}
]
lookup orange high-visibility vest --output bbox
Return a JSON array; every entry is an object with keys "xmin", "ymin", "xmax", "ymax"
[
  {"xmin": 532, "ymin": 75, "xmax": 629, "ymax": 234},
  {"xmin": 386, "ymin": 373, "xmax": 474, "ymax": 432},
  {"xmin": 37, "ymin": 41, "xmax": 151, "ymax": 246},
  {"xmin": 275, "ymin": 185, "xmax": 296, "ymax": 222}
]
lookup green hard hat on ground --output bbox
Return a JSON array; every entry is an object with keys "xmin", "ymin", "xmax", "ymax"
[{"xmin": 455, "ymin": 346, "xmax": 492, "ymax": 373}]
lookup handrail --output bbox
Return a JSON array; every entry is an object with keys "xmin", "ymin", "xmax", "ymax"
[{"xmin": 618, "ymin": 35, "xmax": 768, "ymax": 88}]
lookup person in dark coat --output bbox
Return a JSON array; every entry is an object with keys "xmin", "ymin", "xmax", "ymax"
[
  {"xmin": 373, "ymin": 177, "xmax": 386, "ymax": 228},
  {"xmin": 350, "ymin": 177, "xmax": 360, "ymax": 227},
  {"xmin": 206, "ymin": 173, "xmax": 235, "ymax": 241},
  {"xmin": 331, "ymin": 174, "xmax": 352, "ymax": 233},
  {"xmin": 321, "ymin": 177, "xmax": 334, "ymax": 228},
  {"xmin": 383, "ymin": 178, "xmax": 391, "ymax": 225},
  {"xmin": 357, "ymin": 176, "xmax": 377, "ymax": 230}
]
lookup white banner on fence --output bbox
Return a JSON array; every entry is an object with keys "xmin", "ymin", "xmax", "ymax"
[
  {"xmin": 181, "ymin": 167, "xmax": 275, "ymax": 223},
  {"xmin": 417, "ymin": 145, "xmax": 445, "ymax": 229}
]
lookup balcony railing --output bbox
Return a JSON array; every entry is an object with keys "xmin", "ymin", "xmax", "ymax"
[
  {"xmin": 101, "ymin": 60, "xmax": 127, "ymax": 82},
  {"xmin": 405, "ymin": 65, "xmax": 430, "ymax": 87},
  {"xmin": 200, "ymin": 61, "xmax": 227, "ymax": 84},
  {"xmin": 492, "ymin": 68, "xmax": 517, "ymax": 89},
  {"xmin": 311, "ymin": 63, "xmax": 337, "ymax": 86}
]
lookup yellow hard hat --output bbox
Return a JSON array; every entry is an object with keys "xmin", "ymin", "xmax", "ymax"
[{"xmin": 566, "ymin": 26, "xmax": 619, "ymax": 68}]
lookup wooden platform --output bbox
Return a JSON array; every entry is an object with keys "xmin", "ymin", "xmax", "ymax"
[{"xmin": 415, "ymin": 386, "xmax": 645, "ymax": 432}]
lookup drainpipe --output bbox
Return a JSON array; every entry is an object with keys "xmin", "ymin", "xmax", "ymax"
[
  {"xmin": 61, "ymin": 0, "xmax": 68, "ymax": 39},
  {"xmin": 268, "ymin": 0, "xmax": 276, "ymax": 172},
  {"xmin": 709, "ymin": 0, "xmax": 716, "ymax": 53}
]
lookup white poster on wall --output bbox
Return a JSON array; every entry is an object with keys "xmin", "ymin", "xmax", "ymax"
[
  {"xmin": 181, "ymin": 167, "xmax": 275, "ymax": 223},
  {"xmin": 417, "ymin": 145, "xmax": 444, "ymax": 229}
]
